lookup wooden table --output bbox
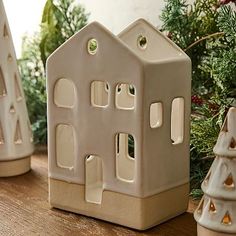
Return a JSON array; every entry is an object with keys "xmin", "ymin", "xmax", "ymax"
[{"xmin": 0, "ymin": 154, "xmax": 198, "ymax": 235}]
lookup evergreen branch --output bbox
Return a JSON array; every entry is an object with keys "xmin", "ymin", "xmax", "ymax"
[{"xmin": 184, "ymin": 32, "xmax": 225, "ymax": 52}]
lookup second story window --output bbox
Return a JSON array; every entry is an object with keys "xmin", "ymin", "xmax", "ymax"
[{"xmin": 115, "ymin": 83, "xmax": 136, "ymax": 110}]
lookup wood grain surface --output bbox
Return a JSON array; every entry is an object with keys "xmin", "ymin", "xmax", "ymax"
[{"xmin": 0, "ymin": 154, "xmax": 198, "ymax": 236}]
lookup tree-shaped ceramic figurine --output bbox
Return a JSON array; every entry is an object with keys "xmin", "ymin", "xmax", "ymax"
[
  {"xmin": 0, "ymin": 0, "xmax": 34, "ymax": 177},
  {"xmin": 194, "ymin": 107, "xmax": 236, "ymax": 236}
]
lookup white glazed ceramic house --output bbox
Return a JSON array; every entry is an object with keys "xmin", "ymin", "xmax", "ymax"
[
  {"xmin": 194, "ymin": 107, "xmax": 236, "ymax": 236},
  {"xmin": 47, "ymin": 19, "xmax": 191, "ymax": 230},
  {"xmin": 0, "ymin": 0, "xmax": 34, "ymax": 177}
]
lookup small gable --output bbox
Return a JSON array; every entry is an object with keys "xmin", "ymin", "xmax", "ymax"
[{"xmin": 118, "ymin": 19, "xmax": 188, "ymax": 62}]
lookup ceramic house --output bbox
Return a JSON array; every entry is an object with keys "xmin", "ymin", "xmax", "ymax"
[
  {"xmin": 47, "ymin": 19, "xmax": 191, "ymax": 230},
  {"xmin": 195, "ymin": 107, "xmax": 236, "ymax": 236},
  {"xmin": 0, "ymin": 0, "xmax": 34, "ymax": 177}
]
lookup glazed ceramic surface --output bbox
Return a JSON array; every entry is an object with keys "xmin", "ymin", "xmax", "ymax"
[
  {"xmin": 0, "ymin": 0, "xmax": 34, "ymax": 176},
  {"xmin": 195, "ymin": 108, "xmax": 236, "ymax": 235},
  {"xmin": 47, "ymin": 19, "xmax": 191, "ymax": 229}
]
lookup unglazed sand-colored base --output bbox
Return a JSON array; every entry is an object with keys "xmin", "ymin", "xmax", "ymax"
[
  {"xmin": 197, "ymin": 224, "xmax": 232, "ymax": 236},
  {"xmin": 49, "ymin": 178, "xmax": 189, "ymax": 230},
  {"xmin": 0, "ymin": 157, "xmax": 31, "ymax": 177}
]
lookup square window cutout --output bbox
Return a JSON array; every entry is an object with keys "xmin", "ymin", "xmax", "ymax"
[{"xmin": 116, "ymin": 83, "xmax": 136, "ymax": 110}]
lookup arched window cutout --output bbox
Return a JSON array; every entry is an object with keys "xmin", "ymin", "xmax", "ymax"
[
  {"xmin": 9, "ymin": 104, "xmax": 15, "ymax": 113},
  {"xmin": 116, "ymin": 84, "xmax": 135, "ymax": 110},
  {"xmin": 0, "ymin": 67, "xmax": 7, "ymax": 97},
  {"xmin": 56, "ymin": 124, "xmax": 75, "ymax": 169},
  {"xmin": 85, "ymin": 155, "xmax": 103, "ymax": 204},
  {"xmin": 0, "ymin": 121, "xmax": 4, "ymax": 144},
  {"xmin": 14, "ymin": 119, "xmax": 22, "ymax": 144},
  {"xmin": 116, "ymin": 133, "xmax": 135, "ymax": 182},
  {"xmin": 222, "ymin": 211, "xmax": 232, "ymax": 225},
  {"xmin": 209, "ymin": 200, "xmax": 216, "ymax": 213},
  {"xmin": 3, "ymin": 24, "xmax": 9, "ymax": 38},
  {"xmin": 224, "ymin": 173, "xmax": 235, "ymax": 188},
  {"xmin": 54, "ymin": 78, "xmax": 76, "ymax": 108},
  {"xmin": 91, "ymin": 81, "xmax": 109, "ymax": 107},
  {"xmin": 150, "ymin": 102, "xmax": 163, "ymax": 128},
  {"xmin": 15, "ymin": 74, "xmax": 22, "ymax": 101},
  {"xmin": 171, "ymin": 97, "xmax": 184, "ymax": 144}
]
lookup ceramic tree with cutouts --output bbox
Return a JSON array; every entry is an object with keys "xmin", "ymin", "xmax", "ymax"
[
  {"xmin": 194, "ymin": 107, "xmax": 236, "ymax": 236},
  {"xmin": 47, "ymin": 19, "xmax": 191, "ymax": 230},
  {"xmin": 0, "ymin": 0, "xmax": 34, "ymax": 176}
]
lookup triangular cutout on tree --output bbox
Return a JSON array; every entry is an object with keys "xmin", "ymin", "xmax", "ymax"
[
  {"xmin": 197, "ymin": 197, "xmax": 204, "ymax": 215},
  {"xmin": 204, "ymin": 171, "xmax": 211, "ymax": 185},
  {"xmin": 229, "ymin": 137, "xmax": 236, "ymax": 149},
  {"xmin": 14, "ymin": 74, "xmax": 22, "ymax": 101},
  {"xmin": 209, "ymin": 200, "xmax": 216, "ymax": 213},
  {"xmin": 224, "ymin": 173, "xmax": 235, "ymax": 188},
  {"xmin": 7, "ymin": 54, "xmax": 13, "ymax": 62},
  {"xmin": 9, "ymin": 104, "xmax": 16, "ymax": 113},
  {"xmin": 0, "ymin": 66, "xmax": 7, "ymax": 97},
  {"xmin": 3, "ymin": 23, "xmax": 9, "ymax": 38},
  {"xmin": 221, "ymin": 211, "xmax": 232, "ymax": 225},
  {"xmin": 0, "ymin": 121, "xmax": 4, "ymax": 144},
  {"xmin": 14, "ymin": 119, "xmax": 22, "ymax": 144}
]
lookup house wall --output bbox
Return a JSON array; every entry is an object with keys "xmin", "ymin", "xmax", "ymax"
[
  {"xmin": 142, "ymin": 59, "xmax": 191, "ymax": 197},
  {"xmin": 47, "ymin": 23, "xmax": 145, "ymax": 197}
]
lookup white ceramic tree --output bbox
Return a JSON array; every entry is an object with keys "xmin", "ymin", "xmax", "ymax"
[
  {"xmin": 195, "ymin": 107, "xmax": 236, "ymax": 236},
  {"xmin": 0, "ymin": 0, "xmax": 34, "ymax": 177}
]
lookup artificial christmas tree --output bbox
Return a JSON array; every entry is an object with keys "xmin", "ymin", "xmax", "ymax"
[
  {"xmin": 0, "ymin": 0, "xmax": 34, "ymax": 176},
  {"xmin": 194, "ymin": 107, "xmax": 236, "ymax": 236}
]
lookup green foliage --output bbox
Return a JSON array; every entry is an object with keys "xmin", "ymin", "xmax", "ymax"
[
  {"xmin": 19, "ymin": 35, "xmax": 47, "ymax": 144},
  {"xmin": 161, "ymin": 0, "xmax": 219, "ymax": 94},
  {"xmin": 19, "ymin": 0, "xmax": 88, "ymax": 144},
  {"xmin": 40, "ymin": 0, "xmax": 88, "ymax": 66},
  {"xmin": 161, "ymin": 0, "xmax": 236, "ymax": 197}
]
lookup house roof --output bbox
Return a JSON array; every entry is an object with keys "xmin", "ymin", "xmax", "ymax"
[
  {"xmin": 47, "ymin": 19, "xmax": 190, "ymax": 71},
  {"xmin": 118, "ymin": 18, "xmax": 189, "ymax": 63},
  {"xmin": 47, "ymin": 21, "xmax": 143, "ymax": 70}
]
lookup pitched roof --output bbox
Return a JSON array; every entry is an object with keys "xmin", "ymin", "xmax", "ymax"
[{"xmin": 118, "ymin": 18, "xmax": 189, "ymax": 63}]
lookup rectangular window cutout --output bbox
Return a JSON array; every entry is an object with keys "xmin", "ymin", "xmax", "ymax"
[
  {"xmin": 116, "ymin": 133, "xmax": 135, "ymax": 182},
  {"xmin": 150, "ymin": 102, "xmax": 163, "ymax": 128},
  {"xmin": 116, "ymin": 84, "xmax": 135, "ymax": 110},
  {"xmin": 91, "ymin": 81, "xmax": 109, "ymax": 107},
  {"xmin": 171, "ymin": 98, "xmax": 184, "ymax": 145},
  {"xmin": 85, "ymin": 155, "xmax": 103, "ymax": 204},
  {"xmin": 0, "ymin": 67, "xmax": 7, "ymax": 97},
  {"xmin": 54, "ymin": 78, "xmax": 76, "ymax": 108},
  {"xmin": 56, "ymin": 124, "xmax": 75, "ymax": 169}
]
